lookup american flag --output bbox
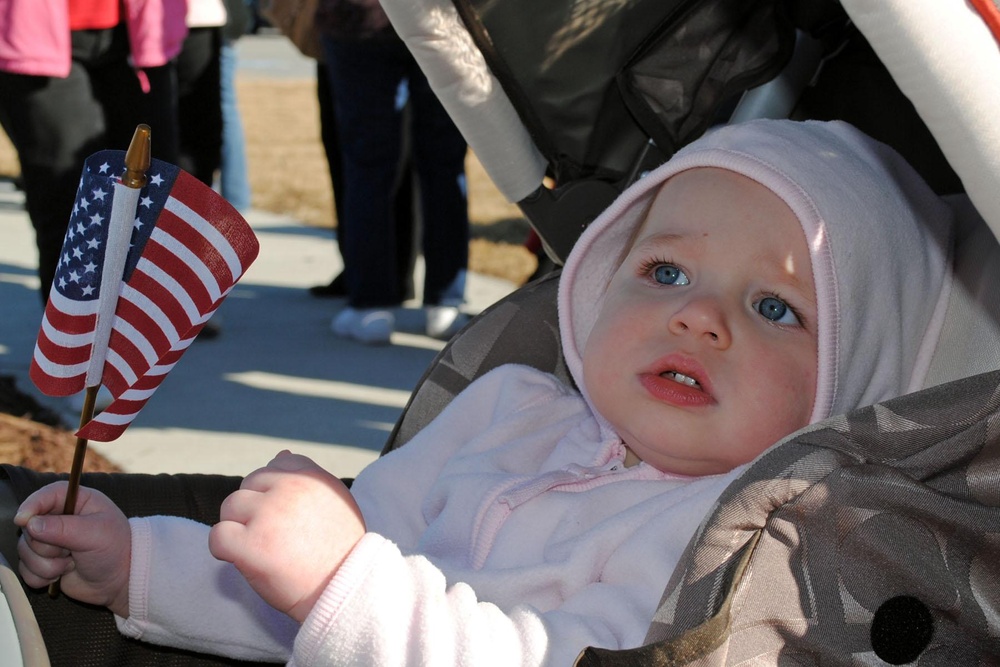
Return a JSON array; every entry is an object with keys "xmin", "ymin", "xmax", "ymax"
[{"xmin": 30, "ymin": 150, "xmax": 259, "ymax": 442}]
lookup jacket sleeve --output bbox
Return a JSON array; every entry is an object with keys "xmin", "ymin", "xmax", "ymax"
[
  {"xmin": 289, "ymin": 367, "xmax": 661, "ymax": 665},
  {"xmin": 290, "ymin": 533, "xmax": 656, "ymax": 666},
  {"xmin": 116, "ymin": 515, "xmax": 298, "ymax": 663}
]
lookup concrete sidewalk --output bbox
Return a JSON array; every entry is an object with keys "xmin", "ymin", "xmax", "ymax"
[{"xmin": 0, "ymin": 180, "xmax": 517, "ymax": 479}]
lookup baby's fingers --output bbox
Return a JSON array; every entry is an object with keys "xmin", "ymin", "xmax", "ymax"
[
  {"xmin": 219, "ymin": 488, "xmax": 260, "ymax": 525},
  {"xmin": 18, "ymin": 513, "xmax": 99, "ymax": 554},
  {"xmin": 17, "ymin": 535, "xmax": 73, "ymax": 588},
  {"xmin": 14, "ymin": 481, "xmax": 71, "ymax": 526},
  {"xmin": 208, "ymin": 520, "xmax": 247, "ymax": 565},
  {"xmin": 19, "ymin": 522, "xmax": 68, "ymax": 559}
]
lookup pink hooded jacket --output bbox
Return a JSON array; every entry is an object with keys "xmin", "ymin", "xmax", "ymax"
[{"xmin": 0, "ymin": 0, "xmax": 188, "ymax": 78}]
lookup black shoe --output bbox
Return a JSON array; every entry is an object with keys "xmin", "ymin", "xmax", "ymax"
[
  {"xmin": 309, "ymin": 273, "xmax": 347, "ymax": 298},
  {"xmin": 197, "ymin": 318, "xmax": 223, "ymax": 340},
  {"xmin": 309, "ymin": 273, "xmax": 414, "ymax": 300}
]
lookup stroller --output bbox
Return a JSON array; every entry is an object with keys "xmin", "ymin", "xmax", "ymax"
[{"xmin": 2, "ymin": 0, "xmax": 1000, "ymax": 664}]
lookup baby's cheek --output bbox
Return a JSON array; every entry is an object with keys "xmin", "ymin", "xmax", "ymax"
[{"xmin": 745, "ymin": 348, "xmax": 815, "ymax": 420}]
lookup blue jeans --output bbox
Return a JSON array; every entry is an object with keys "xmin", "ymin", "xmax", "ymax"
[
  {"xmin": 322, "ymin": 34, "xmax": 469, "ymax": 308},
  {"xmin": 220, "ymin": 41, "xmax": 251, "ymax": 211}
]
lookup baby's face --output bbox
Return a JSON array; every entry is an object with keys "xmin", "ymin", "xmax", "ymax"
[{"xmin": 583, "ymin": 168, "xmax": 818, "ymax": 476}]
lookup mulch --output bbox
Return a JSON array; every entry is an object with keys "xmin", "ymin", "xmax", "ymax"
[{"xmin": 0, "ymin": 375, "xmax": 122, "ymax": 473}]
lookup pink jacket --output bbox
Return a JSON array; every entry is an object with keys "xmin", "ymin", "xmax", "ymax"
[
  {"xmin": 0, "ymin": 0, "xmax": 189, "ymax": 78},
  {"xmin": 115, "ymin": 365, "xmax": 742, "ymax": 664}
]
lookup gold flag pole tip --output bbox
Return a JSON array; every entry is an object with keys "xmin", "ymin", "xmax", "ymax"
[{"xmin": 122, "ymin": 124, "xmax": 151, "ymax": 189}]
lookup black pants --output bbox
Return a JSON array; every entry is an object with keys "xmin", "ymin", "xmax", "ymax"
[
  {"xmin": 322, "ymin": 34, "xmax": 469, "ymax": 308},
  {"xmin": 317, "ymin": 60, "xmax": 416, "ymax": 302},
  {"xmin": 176, "ymin": 26, "xmax": 224, "ymax": 187},
  {"xmin": 0, "ymin": 24, "xmax": 179, "ymax": 302}
]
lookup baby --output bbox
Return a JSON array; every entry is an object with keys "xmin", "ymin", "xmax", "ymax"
[{"xmin": 14, "ymin": 120, "xmax": 954, "ymax": 665}]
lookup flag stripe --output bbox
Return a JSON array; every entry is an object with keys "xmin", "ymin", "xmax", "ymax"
[
  {"xmin": 87, "ymin": 410, "xmax": 135, "ymax": 427},
  {"xmin": 111, "ymin": 317, "xmax": 159, "ymax": 370},
  {"xmin": 105, "ymin": 347, "xmax": 139, "ymax": 387},
  {"xmin": 34, "ymin": 334, "xmax": 91, "ymax": 368},
  {"xmin": 31, "ymin": 344, "xmax": 89, "ymax": 380},
  {"xmin": 135, "ymin": 254, "xmax": 204, "ymax": 325},
  {"xmin": 99, "ymin": 359, "xmax": 129, "ymax": 398},
  {"xmin": 150, "ymin": 224, "xmax": 225, "ymax": 304},
  {"xmin": 44, "ymin": 289, "xmax": 99, "ymax": 331},
  {"xmin": 124, "ymin": 270, "xmax": 188, "ymax": 341},
  {"xmin": 104, "ymin": 332, "xmax": 150, "ymax": 389},
  {"xmin": 155, "ymin": 207, "xmax": 239, "ymax": 287},
  {"xmin": 114, "ymin": 295, "xmax": 172, "ymax": 361},
  {"xmin": 120, "ymin": 387, "xmax": 157, "ymax": 401},
  {"xmin": 38, "ymin": 315, "xmax": 94, "ymax": 351},
  {"xmin": 165, "ymin": 192, "xmax": 246, "ymax": 281}
]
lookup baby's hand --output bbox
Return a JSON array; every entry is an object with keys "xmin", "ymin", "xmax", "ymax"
[
  {"xmin": 14, "ymin": 482, "xmax": 131, "ymax": 617},
  {"xmin": 209, "ymin": 451, "xmax": 366, "ymax": 623}
]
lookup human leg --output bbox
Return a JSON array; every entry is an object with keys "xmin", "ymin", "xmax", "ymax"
[
  {"xmin": 129, "ymin": 62, "xmax": 181, "ymax": 167},
  {"xmin": 406, "ymin": 56, "xmax": 469, "ymax": 309},
  {"xmin": 404, "ymin": 54, "xmax": 469, "ymax": 338},
  {"xmin": 309, "ymin": 60, "xmax": 349, "ymax": 297},
  {"xmin": 89, "ymin": 24, "xmax": 180, "ymax": 166},
  {"xmin": 219, "ymin": 40, "xmax": 251, "ymax": 211},
  {"xmin": 176, "ymin": 26, "xmax": 224, "ymax": 186},
  {"xmin": 312, "ymin": 59, "xmax": 416, "ymax": 303},
  {"xmin": 322, "ymin": 35, "xmax": 406, "ymax": 311}
]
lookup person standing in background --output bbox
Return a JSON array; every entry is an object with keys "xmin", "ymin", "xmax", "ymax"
[
  {"xmin": 177, "ymin": 0, "xmax": 227, "ymax": 188},
  {"xmin": 317, "ymin": 0, "xmax": 471, "ymax": 344},
  {"xmin": 176, "ymin": 0, "xmax": 229, "ymax": 340},
  {"xmin": 258, "ymin": 0, "xmax": 419, "ymax": 305},
  {"xmin": 0, "ymin": 0, "xmax": 186, "ymax": 303},
  {"xmin": 219, "ymin": 0, "xmax": 253, "ymax": 212}
]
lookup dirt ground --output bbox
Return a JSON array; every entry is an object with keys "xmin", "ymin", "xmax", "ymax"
[
  {"xmin": 0, "ymin": 77, "xmax": 538, "ymax": 473},
  {"xmin": 0, "ymin": 377, "xmax": 122, "ymax": 473}
]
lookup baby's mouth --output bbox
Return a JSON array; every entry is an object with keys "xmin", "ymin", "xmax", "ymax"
[{"xmin": 660, "ymin": 371, "xmax": 702, "ymax": 390}]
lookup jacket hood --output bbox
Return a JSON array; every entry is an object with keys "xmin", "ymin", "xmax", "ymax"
[{"xmin": 558, "ymin": 119, "xmax": 955, "ymax": 441}]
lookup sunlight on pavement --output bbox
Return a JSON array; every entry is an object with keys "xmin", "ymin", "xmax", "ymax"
[
  {"xmin": 225, "ymin": 371, "xmax": 413, "ymax": 408},
  {"xmin": 95, "ymin": 428, "xmax": 380, "ymax": 478},
  {"xmin": 0, "ymin": 272, "xmax": 38, "ymax": 289},
  {"xmin": 390, "ymin": 331, "xmax": 447, "ymax": 351}
]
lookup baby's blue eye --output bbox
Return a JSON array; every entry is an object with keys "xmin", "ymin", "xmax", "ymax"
[
  {"xmin": 754, "ymin": 296, "xmax": 800, "ymax": 325},
  {"xmin": 653, "ymin": 264, "xmax": 689, "ymax": 286}
]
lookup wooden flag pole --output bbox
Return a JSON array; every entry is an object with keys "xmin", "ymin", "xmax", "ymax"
[{"xmin": 48, "ymin": 125, "xmax": 151, "ymax": 598}]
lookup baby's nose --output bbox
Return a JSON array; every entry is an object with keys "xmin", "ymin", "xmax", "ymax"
[{"xmin": 667, "ymin": 298, "xmax": 732, "ymax": 348}]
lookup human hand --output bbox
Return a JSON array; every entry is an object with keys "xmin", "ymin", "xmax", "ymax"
[
  {"xmin": 14, "ymin": 482, "xmax": 131, "ymax": 617},
  {"xmin": 209, "ymin": 451, "xmax": 366, "ymax": 623}
]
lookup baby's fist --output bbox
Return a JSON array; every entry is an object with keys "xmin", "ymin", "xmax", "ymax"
[{"xmin": 209, "ymin": 451, "xmax": 365, "ymax": 622}]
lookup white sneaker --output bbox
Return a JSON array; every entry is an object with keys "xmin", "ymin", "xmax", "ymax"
[
  {"xmin": 426, "ymin": 305, "xmax": 469, "ymax": 340},
  {"xmin": 331, "ymin": 307, "xmax": 394, "ymax": 345}
]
